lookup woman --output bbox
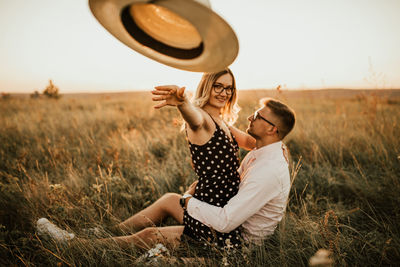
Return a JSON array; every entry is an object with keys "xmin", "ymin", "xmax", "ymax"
[
  {"xmin": 149, "ymin": 68, "xmax": 255, "ymax": 248},
  {"xmin": 37, "ymin": 68, "xmax": 256, "ymax": 251}
]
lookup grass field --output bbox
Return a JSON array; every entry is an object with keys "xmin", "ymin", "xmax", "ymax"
[{"xmin": 0, "ymin": 89, "xmax": 399, "ymax": 266}]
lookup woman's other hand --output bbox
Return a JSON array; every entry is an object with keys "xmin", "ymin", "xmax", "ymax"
[
  {"xmin": 152, "ymin": 85, "xmax": 186, "ymax": 109},
  {"xmin": 185, "ymin": 180, "xmax": 198, "ymax": 195}
]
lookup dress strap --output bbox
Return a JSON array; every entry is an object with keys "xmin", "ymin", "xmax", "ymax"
[{"xmin": 204, "ymin": 110, "xmax": 219, "ymax": 128}]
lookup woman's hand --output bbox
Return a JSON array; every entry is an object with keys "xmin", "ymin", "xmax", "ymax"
[
  {"xmin": 152, "ymin": 85, "xmax": 204, "ymax": 131},
  {"xmin": 152, "ymin": 85, "xmax": 186, "ymax": 109},
  {"xmin": 185, "ymin": 180, "xmax": 198, "ymax": 195}
]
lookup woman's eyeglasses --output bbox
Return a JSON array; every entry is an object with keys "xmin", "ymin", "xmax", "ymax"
[{"xmin": 213, "ymin": 83, "xmax": 234, "ymax": 95}]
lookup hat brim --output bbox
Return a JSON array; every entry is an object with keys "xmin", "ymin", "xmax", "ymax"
[{"xmin": 89, "ymin": 0, "xmax": 239, "ymax": 72}]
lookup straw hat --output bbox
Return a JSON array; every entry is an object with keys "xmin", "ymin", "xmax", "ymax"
[{"xmin": 89, "ymin": 0, "xmax": 239, "ymax": 72}]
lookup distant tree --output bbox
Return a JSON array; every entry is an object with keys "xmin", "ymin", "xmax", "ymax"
[
  {"xmin": 43, "ymin": 80, "xmax": 61, "ymax": 99},
  {"xmin": 30, "ymin": 90, "xmax": 41, "ymax": 99},
  {"xmin": 1, "ymin": 92, "xmax": 11, "ymax": 100}
]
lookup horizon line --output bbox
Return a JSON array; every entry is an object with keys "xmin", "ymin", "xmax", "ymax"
[{"xmin": 3, "ymin": 87, "xmax": 400, "ymax": 96}]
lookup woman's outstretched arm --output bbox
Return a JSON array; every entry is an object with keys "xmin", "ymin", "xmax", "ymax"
[
  {"xmin": 152, "ymin": 85, "xmax": 205, "ymax": 130},
  {"xmin": 229, "ymin": 125, "xmax": 256, "ymax": 150}
]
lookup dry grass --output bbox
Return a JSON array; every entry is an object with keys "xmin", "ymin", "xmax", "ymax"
[{"xmin": 0, "ymin": 89, "xmax": 399, "ymax": 266}]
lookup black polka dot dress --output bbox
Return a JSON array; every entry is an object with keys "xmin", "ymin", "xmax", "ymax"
[{"xmin": 182, "ymin": 119, "xmax": 242, "ymax": 248}]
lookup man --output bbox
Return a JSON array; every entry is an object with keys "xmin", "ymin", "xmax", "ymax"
[
  {"xmin": 184, "ymin": 97, "xmax": 295, "ymax": 244},
  {"xmin": 37, "ymin": 97, "xmax": 295, "ymax": 250}
]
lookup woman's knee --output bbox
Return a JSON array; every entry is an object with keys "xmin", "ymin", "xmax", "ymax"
[
  {"xmin": 160, "ymin": 193, "xmax": 183, "ymax": 223},
  {"xmin": 158, "ymin": 193, "xmax": 181, "ymax": 208},
  {"xmin": 161, "ymin": 192, "xmax": 181, "ymax": 202}
]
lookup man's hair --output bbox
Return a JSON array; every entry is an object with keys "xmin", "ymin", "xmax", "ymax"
[
  {"xmin": 260, "ymin": 98, "xmax": 296, "ymax": 139},
  {"xmin": 193, "ymin": 68, "xmax": 240, "ymax": 126}
]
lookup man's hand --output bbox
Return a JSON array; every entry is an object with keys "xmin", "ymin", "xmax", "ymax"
[
  {"xmin": 152, "ymin": 85, "xmax": 186, "ymax": 109},
  {"xmin": 185, "ymin": 180, "xmax": 198, "ymax": 196}
]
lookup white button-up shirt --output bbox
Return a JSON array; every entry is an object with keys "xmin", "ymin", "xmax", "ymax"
[{"xmin": 187, "ymin": 141, "xmax": 291, "ymax": 244}]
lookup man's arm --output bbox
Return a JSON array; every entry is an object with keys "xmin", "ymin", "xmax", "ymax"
[{"xmin": 187, "ymin": 167, "xmax": 280, "ymax": 233}]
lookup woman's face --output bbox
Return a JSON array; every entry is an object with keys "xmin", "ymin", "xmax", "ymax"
[{"xmin": 207, "ymin": 73, "xmax": 234, "ymax": 110}]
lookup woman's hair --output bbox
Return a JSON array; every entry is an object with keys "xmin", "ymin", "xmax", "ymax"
[{"xmin": 193, "ymin": 68, "xmax": 240, "ymax": 125}]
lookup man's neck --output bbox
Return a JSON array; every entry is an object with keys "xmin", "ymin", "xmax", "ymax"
[{"xmin": 255, "ymin": 137, "xmax": 280, "ymax": 149}]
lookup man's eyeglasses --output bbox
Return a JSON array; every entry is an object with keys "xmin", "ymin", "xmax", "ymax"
[
  {"xmin": 253, "ymin": 110, "xmax": 279, "ymax": 133},
  {"xmin": 213, "ymin": 83, "xmax": 234, "ymax": 95}
]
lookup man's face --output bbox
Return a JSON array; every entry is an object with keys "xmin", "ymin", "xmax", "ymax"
[{"xmin": 246, "ymin": 107, "xmax": 278, "ymax": 138}]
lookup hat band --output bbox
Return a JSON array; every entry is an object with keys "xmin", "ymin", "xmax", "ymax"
[{"xmin": 121, "ymin": 5, "xmax": 204, "ymax": 60}]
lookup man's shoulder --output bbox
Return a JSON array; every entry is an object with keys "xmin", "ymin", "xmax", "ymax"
[
  {"xmin": 250, "ymin": 156, "xmax": 289, "ymax": 183},
  {"xmin": 253, "ymin": 153, "xmax": 288, "ymax": 172}
]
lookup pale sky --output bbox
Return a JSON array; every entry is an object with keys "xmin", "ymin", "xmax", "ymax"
[{"xmin": 1, "ymin": 0, "xmax": 399, "ymax": 93}]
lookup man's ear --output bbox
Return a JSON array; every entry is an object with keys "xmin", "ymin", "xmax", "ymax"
[
  {"xmin": 265, "ymin": 126, "xmax": 276, "ymax": 135},
  {"xmin": 267, "ymin": 126, "xmax": 279, "ymax": 137},
  {"xmin": 273, "ymin": 126, "xmax": 279, "ymax": 135}
]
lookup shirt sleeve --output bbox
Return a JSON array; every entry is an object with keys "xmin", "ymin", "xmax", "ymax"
[{"xmin": 187, "ymin": 165, "xmax": 280, "ymax": 233}]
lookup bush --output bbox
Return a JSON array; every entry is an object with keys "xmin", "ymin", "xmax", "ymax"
[
  {"xmin": 1, "ymin": 92, "xmax": 11, "ymax": 100},
  {"xmin": 43, "ymin": 80, "xmax": 61, "ymax": 99},
  {"xmin": 30, "ymin": 90, "xmax": 41, "ymax": 99}
]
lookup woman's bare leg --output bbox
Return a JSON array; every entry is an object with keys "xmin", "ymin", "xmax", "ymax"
[
  {"xmin": 113, "ymin": 193, "xmax": 183, "ymax": 234},
  {"xmin": 96, "ymin": 226, "xmax": 184, "ymax": 250}
]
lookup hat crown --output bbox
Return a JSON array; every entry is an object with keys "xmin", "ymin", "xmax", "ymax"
[{"xmin": 130, "ymin": 3, "xmax": 202, "ymax": 49}]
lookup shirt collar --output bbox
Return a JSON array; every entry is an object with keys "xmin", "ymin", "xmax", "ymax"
[{"xmin": 251, "ymin": 141, "xmax": 284, "ymax": 159}]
